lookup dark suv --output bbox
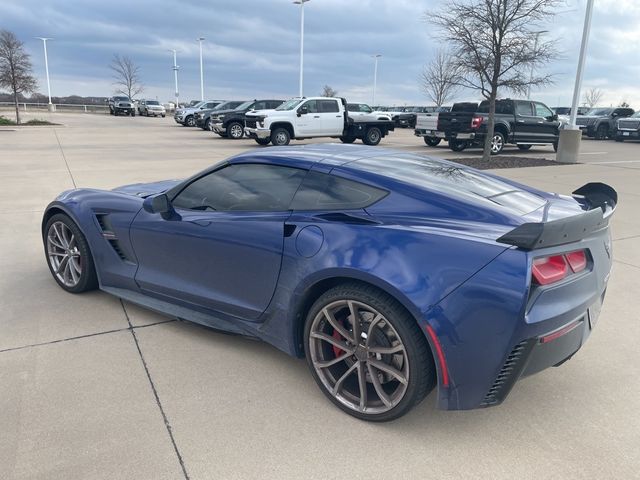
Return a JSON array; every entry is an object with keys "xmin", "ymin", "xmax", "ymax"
[
  {"xmin": 195, "ymin": 101, "xmax": 243, "ymax": 130},
  {"xmin": 575, "ymin": 107, "xmax": 635, "ymax": 139},
  {"xmin": 211, "ymin": 99, "xmax": 284, "ymax": 139}
]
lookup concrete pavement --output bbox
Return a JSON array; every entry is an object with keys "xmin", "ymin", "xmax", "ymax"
[{"xmin": 1, "ymin": 113, "xmax": 639, "ymax": 479}]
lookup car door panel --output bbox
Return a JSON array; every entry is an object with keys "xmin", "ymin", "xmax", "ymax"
[
  {"xmin": 318, "ymin": 99, "xmax": 344, "ymax": 135},
  {"xmin": 130, "ymin": 209, "xmax": 289, "ymax": 320}
]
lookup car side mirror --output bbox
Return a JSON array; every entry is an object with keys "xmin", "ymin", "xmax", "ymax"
[
  {"xmin": 550, "ymin": 114, "xmax": 558, "ymax": 121},
  {"xmin": 612, "ymin": 112, "xmax": 619, "ymax": 117},
  {"xmin": 297, "ymin": 106, "xmax": 308, "ymax": 116},
  {"xmin": 143, "ymin": 193, "xmax": 172, "ymax": 215}
]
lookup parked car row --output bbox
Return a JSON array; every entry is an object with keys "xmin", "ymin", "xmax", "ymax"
[
  {"xmin": 374, "ymin": 105, "xmax": 452, "ymax": 128},
  {"xmin": 174, "ymin": 97, "xmax": 396, "ymax": 146},
  {"xmin": 415, "ymin": 99, "xmax": 638, "ymax": 154}
]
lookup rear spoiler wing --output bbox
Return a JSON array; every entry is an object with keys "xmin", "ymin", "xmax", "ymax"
[{"xmin": 497, "ymin": 183, "xmax": 617, "ymax": 250}]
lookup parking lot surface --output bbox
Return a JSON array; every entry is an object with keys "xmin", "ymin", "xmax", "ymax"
[{"xmin": 1, "ymin": 112, "xmax": 639, "ymax": 479}]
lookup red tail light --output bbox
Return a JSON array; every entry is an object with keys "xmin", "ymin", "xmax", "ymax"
[
  {"xmin": 531, "ymin": 250, "xmax": 588, "ymax": 285},
  {"xmin": 565, "ymin": 250, "xmax": 587, "ymax": 273},
  {"xmin": 471, "ymin": 116, "xmax": 483, "ymax": 129}
]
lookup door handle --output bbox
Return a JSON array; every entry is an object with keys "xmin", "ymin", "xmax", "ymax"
[
  {"xmin": 313, "ymin": 115, "xmax": 320, "ymax": 118},
  {"xmin": 336, "ymin": 115, "xmax": 342, "ymax": 118},
  {"xmin": 516, "ymin": 120, "xmax": 525, "ymax": 123}
]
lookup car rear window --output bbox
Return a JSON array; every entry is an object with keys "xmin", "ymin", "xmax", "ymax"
[
  {"xmin": 354, "ymin": 154, "xmax": 547, "ymax": 215},
  {"xmin": 291, "ymin": 171, "xmax": 387, "ymax": 210}
]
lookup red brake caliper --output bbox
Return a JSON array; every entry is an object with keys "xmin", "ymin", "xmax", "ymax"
[{"xmin": 332, "ymin": 326, "xmax": 345, "ymax": 358}]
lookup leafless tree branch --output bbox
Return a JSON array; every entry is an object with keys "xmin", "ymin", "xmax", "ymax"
[
  {"xmin": 109, "ymin": 54, "xmax": 143, "ymax": 100},
  {"xmin": 420, "ymin": 50, "xmax": 460, "ymax": 106},
  {"xmin": 0, "ymin": 29, "xmax": 38, "ymax": 124},
  {"xmin": 582, "ymin": 87, "xmax": 604, "ymax": 108}
]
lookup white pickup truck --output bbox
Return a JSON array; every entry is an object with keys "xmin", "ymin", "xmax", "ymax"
[{"xmin": 244, "ymin": 97, "xmax": 395, "ymax": 146}]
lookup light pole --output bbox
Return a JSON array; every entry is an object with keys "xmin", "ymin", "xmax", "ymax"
[
  {"xmin": 293, "ymin": 0, "xmax": 310, "ymax": 97},
  {"xmin": 569, "ymin": 0, "xmax": 594, "ymax": 128},
  {"xmin": 36, "ymin": 37, "xmax": 54, "ymax": 111},
  {"xmin": 169, "ymin": 49, "xmax": 179, "ymax": 110},
  {"xmin": 197, "ymin": 37, "xmax": 205, "ymax": 101},
  {"xmin": 372, "ymin": 54, "xmax": 381, "ymax": 106},
  {"xmin": 527, "ymin": 30, "xmax": 548, "ymax": 100}
]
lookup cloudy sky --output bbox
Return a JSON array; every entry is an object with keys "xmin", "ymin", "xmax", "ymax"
[{"xmin": 2, "ymin": 0, "xmax": 639, "ymax": 107}]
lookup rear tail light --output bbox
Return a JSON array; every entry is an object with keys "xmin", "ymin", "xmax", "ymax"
[
  {"xmin": 471, "ymin": 116, "xmax": 483, "ymax": 129},
  {"xmin": 531, "ymin": 249, "xmax": 588, "ymax": 285}
]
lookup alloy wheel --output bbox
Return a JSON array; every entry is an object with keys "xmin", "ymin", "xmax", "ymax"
[
  {"xmin": 309, "ymin": 299, "xmax": 409, "ymax": 414},
  {"xmin": 491, "ymin": 133, "xmax": 504, "ymax": 154},
  {"xmin": 47, "ymin": 221, "xmax": 82, "ymax": 287},
  {"xmin": 229, "ymin": 123, "xmax": 244, "ymax": 139}
]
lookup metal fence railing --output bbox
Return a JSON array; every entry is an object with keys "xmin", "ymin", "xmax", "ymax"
[{"xmin": 0, "ymin": 102, "xmax": 110, "ymax": 114}]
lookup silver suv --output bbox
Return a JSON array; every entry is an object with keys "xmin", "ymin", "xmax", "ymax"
[{"xmin": 174, "ymin": 100, "xmax": 224, "ymax": 127}]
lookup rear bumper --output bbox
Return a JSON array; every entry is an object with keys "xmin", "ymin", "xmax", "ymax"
[{"xmin": 481, "ymin": 292, "xmax": 604, "ymax": 407}]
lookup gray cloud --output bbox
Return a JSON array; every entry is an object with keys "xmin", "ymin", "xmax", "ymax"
[{"xmin": 2, "ymin": 0, "xmax": 639, "ymax": 107}]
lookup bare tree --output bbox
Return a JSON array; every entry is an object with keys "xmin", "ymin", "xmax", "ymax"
[
  {"xmin": 109, "ymin": 54, "xmax": 143, "ymax": 99},
  {"xmin": 428, "ymin": 0, "xmax": 559, "ymax": 160},
  {"xmin": 0, "ymin": 30, "xmax": 38, "ymax": 124},
  {"xmin": 619, "ymin": 100, "xmax": 630, "ymax": 108},
  {"xmin": 321, "ymin": 85, "xmax": 338, "ymax": 97},
  {"xmin": 420, "ymin": 50, "xmax": 459, "ymax": 106},
  {"xmin": 582, "ymin": 87, "xmax": 603, "ymax": 108}
]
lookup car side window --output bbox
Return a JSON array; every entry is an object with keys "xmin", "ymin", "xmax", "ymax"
[
  {"xmin": 360, "ymin": 104, "xmax": 372, "ymax": 113},
  {"xmin": 301, "ymin": 100, "xmax": 318, "ymax": 113},
  {"xmin": 495, "ymin": 101, "xmax": 514, "ymax": 115},
  {"xmin": 291, "ymin": 171, "xmax": 387, "ymax": 210},
  {"xmin": 515, "ymin": 101, "xmax": 533, "ymax": 116},
  {"xmin": 319, "ymin": 100, "xmax": 340, "ymax": 113},
  {"xmin": 253, "ymin": 101, "xmax": 266, "ymax": 110},
  {"xmin": 534, "ymin": 102, "xmax": 554, "ymax": 118},
  {"xmin": 171, "ymin": 164, "xmax": 307, "ymax": 212}
]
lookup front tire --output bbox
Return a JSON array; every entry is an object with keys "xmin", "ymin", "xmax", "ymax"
[
  {"xmin": 424, "ymin": 137, "xmax": 441, "ymax": 147},
  {"xmin": 362, "ymin": 127, "xmax": 382, "ymax": 146},
  {"xmin": 340, "ymin": 135, "xmax": 356, "ymax": 144},
  {"xmin": 615, "ymin": 136, "xmax": 624, "ymax": 142},
  {"xmin": 304, "ymin": 283, "xmax": 436, "ymax": 421},
  {"xmin": 595, "ymin": 124, "xmax": 609, "ymax": 140},
  {"xmin": 255, "ymin": 138, "xmax": 271, "ymax": 145},
  {"xmin": 227, "ymin": 121, "xmax": 244, "ymax": 139},
  {"xmin": 517, "ymin": 144, "xmax": 532, "ymax": 151},
  {"xmin": 44, "ymin": 214, "xmax": 98, "ymax": 294},
  {"xmin": 184, "ymin": 115, "xmax": 195, "ymax": 127},
  {"xmin": 271, "ymin": 127, "xmax": 291, "ymax": 146}
]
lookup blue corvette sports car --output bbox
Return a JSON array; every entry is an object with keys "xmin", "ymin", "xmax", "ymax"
[{"xmin": 42, "ymin": 144, "xmax": 616, "ymax": 421}]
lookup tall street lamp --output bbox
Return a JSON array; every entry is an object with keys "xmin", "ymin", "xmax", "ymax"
[
  {"xmin": 569, "ymin": 0, "xmax": 594, "ymax": 128},
  {"xmin": 197, "ymin": 37, "xmax": 205, "ymax": 101},
  {"xmin": 372, "ymin": 54, "xmax": 382, "ymax": 106},
  {"xmin": 527, "ymin": 30, "xmax": 548, "ymax": 100},
  {"xmin": 169, "ymin": 49, "xmax": 179, "ymax": 110},
  {"xmin": 36, "ymin": 37, "xmax": 54, "ymax": 111},
  {"xmin": 293, "ymin": 0, "xmax": 310, "ymax": 97}
]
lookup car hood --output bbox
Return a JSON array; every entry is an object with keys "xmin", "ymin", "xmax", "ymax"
[
  {"xmin": 212, "ymin": 108, "xmax": 241, "ymax": 116},
  {"xmin": 246, "ymin": 108, "xmax": 278, "ymax": 117},
  {"xmin": 112, "ymin": 179, "xmax": 182, "ymax": 198}
]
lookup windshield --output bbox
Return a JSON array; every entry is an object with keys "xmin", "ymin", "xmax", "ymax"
[
  {"xmin": 190, "ymin": 101, "xmax": 204, "ymax": 109},
  {"xmin": 114, "ymin": 96, "xmax": 129, "ymax": 101},
  {"xmin": 235, "ymin": 101, "xmax": 254, "ymax": 111},
  {"xmin": 629, "ymin": 112, "xmax": 640, "ymax": 118},
  {"xmin": 587, "ymin": 108, "xmax": 613, "ymax": 116},
  {"xmin": 146, "ymin": 101, "xmax": 160, "ymax": 105},
  {"xmin": 276, "ymin": 99, "xmax": 303, "ymax": 111}
]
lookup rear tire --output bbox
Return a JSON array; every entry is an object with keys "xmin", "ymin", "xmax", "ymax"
[
  {"xmin": 362, "ymin": 127, "xmax": 382, "ymax": 146},
  {"xmin": 271, "ymin": 127, "xmax": 291, "ymax": 146},
  {"xmin": 517, "ymin": 144, "xmax": 532, "ymax": 151},
  {"xmin": 303, "ymin": 282, "xmax": 436, "ymax": 422},
  {"xmin": 490, "ymin": 131, "xmax": 506, "ymax": 155},
  {"xmin": 424, "ymin": 137, "xmax": 441, "ymax": 147},
  {"xmin": 340, "ymin": 136, "xmax": 356, "ymax": 144},
  {"xmin": 43, "ymin": 214, "xmax": 98, "ymax": 294},
  {"xmin": 615, "ymin": 136, "xmax": 624, "ymax": 142},
  {"xmin": 448, "ymin": 139, "xmax": 467, "ymax": 152}
]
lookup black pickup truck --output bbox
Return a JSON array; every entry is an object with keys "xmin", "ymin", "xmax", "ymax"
[
  {"xmin": 211, "ymin": 99, "xmax": 285, "ymax": 139},
  {"xmin": 434, "ymin": 99, "xmax": 561, "ymax": 154}
]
